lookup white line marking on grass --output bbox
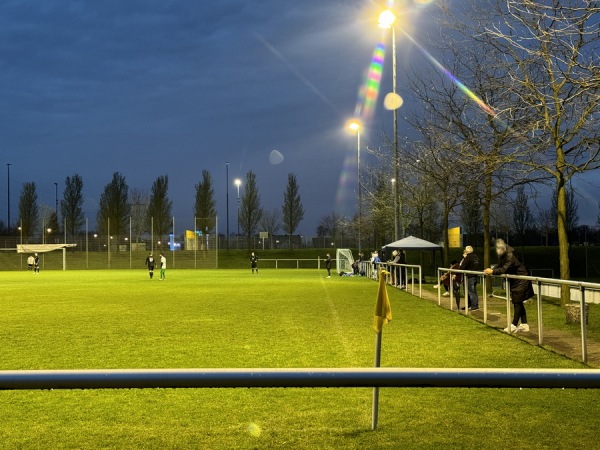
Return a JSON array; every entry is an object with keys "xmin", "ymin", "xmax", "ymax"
[{"xmin": 320, "ymin": 278, "xmax": 356, "ymax": 363}]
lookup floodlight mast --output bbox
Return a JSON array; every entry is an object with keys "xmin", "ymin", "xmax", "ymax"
[
  {"xmin": 347, "ymin": 119, "xmax": 362, "ymax": 253},
  {"xmin": 378, "ymin": 9, "xmax": 399, "ymax": 241}
]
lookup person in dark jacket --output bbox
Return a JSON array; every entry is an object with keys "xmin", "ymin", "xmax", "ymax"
[
  {"xmin": 458, "ymin": 246, "xmax": 479, "ymax": 310},
  {"xmin": 484, "ymin": 239, "xmax": 534, "ymax": 333},
  {"xmin": 325, "ymin": 253, "xmax": 332, "ymax": 278},
  {"xmin": 250, "ymin": 252, "xmax": 259, "ymax": 274},
  {"xmin": 398, "ymin": 249, "xmax": 407, "ymax": 289}
]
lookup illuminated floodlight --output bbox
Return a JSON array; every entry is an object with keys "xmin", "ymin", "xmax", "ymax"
[
  {"xmin": 378, "ymin": 9, "xmax": 397, "ymax": 29},
  {"xmin": 347, "ymin": 119, "xmax": 362, "ymax": 132}
]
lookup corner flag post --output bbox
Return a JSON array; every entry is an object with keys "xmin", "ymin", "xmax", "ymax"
[{"xmin": 372, "ymin": 269, "xmax": 392, "ymax": 431}]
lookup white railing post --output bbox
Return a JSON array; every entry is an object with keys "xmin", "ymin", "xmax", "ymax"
[
  {"xmin": 437, "ymin": 268, "xmax": 442, "ymax": 305},
  {"xmin": 506, "ymin": 278, "xmax": 512, "ymax": 333},
  {"xmin": 581, "ymin": 286, "xmax": 588, "ymax": 364},
  {"xmin": 537, "ymin": 280, "xmax": 543, "ymax": 345},
  {"xmin": 482, "ymin": 274, "xmax": 487, "ymax": 324}
]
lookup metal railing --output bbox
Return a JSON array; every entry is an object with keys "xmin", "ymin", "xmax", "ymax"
[
  {"xmin": 436, "ymin": 267, "xmax": 600, "ymax": 364},
  {"xmin": 0, "ymin": 368, "xmax": 598, "ymax": 390},
  {"xmin": 365, "ymin": 262, "xmax": 422, "ymax": 298},
  {"xmin": 260, "ymin": 258, "xmax": 326, "ymax": 269}
]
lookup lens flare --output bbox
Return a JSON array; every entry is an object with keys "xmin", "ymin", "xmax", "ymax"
[
  {"xmin": 399, "ymin": 27, "xmax": 496, "ymax": 117},
  {"xmin": 354, "ymin": 42, "xmax": 386, "ymax": 121}
]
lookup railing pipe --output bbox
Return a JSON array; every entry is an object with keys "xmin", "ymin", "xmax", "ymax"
[{"xmin": 0, "ymin": 368, "xmax": 598, "ymax": 390}]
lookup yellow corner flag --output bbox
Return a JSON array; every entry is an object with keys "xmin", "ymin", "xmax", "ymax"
[{"xmin": 373, "ymin": 269, "xmax": 392, "ymax": 333}]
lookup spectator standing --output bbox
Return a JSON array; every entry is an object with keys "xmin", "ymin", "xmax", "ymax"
[
  {"xmin": 458, "ymin": 246, "xmax": 479, "ymax": 310},
  {"xmin": 398, "ymin": 249, "xmax": 407, "ymax": 289},
  {"xmin": 484, "ymin": 239, "xmax": 534, "ymax": 333}
]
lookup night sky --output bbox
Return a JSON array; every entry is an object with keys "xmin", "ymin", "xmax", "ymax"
[{"xmin": 1, "ymin": 1, "xmax": 597, "ymax": 235}]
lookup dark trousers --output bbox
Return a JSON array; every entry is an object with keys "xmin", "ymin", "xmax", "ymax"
[
  {"xmin": 512, "ymin": 302, "xmax": 527, "ymax": 326},
  {"xmin": 467, "ymin": 277, "xmax": 479, "ymax": 309}
]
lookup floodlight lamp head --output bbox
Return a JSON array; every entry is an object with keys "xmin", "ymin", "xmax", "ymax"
[
  {"xmin": 347, "ymin": 119, "xmax": 362, "ymax": 132},
  {"xmin": 378, "ymin": 9, "xmax": 396, "ymax": 29}
]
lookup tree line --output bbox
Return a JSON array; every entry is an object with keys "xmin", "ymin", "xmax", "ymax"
[{"xmin": 9, "ymin": 170, "xmax": 305, "ymax": 249}]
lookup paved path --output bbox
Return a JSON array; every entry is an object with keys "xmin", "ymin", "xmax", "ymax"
[{"xmin": 410, "ymin": 286, "xmax": 600, "ymax": 368}]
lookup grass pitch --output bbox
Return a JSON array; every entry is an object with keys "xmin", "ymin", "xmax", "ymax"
[{"xmin": 0, "ymin": 269, "xmax": 598, "ymax": 449}]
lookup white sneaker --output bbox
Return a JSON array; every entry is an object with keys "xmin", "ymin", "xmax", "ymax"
[
  {"xmin": 503, "ymin": 324, "xmax": 518, "ymax": 334},
  {"xmin": 433, "ymin": 284, "xmax": 440, "ymax": 289},
  {"xmin": 442, "ymin": 292, "xmax": 450, "ymax": 297},
  {"xmin": 518, "ymin": 324, "xmax": 530, "ymax": 332},
  {"xmin": 326, "ymin": 276, "xmax": 330, "ymax": 278}
]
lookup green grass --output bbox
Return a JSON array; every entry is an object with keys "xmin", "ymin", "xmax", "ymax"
[{"xmin": 0, "ymin": 269, "xmax": 598, "ymax": 449}]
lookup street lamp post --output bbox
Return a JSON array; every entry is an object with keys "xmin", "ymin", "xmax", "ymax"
[
  {"xmin": 6, "ymin": 163, "xmax": 11, "ymax": 232},
  {"xmin": 379, "ymin": 10, "xmax": 399, "ymax": 241},
  {"xmin": 54, "ymin": 182, "xmax": 58, "ymax": 217},
  {"xmin": 225, "ymin": 162, "xmax": 230, "ymax": 250},
  {"xmin": 391, "ymin": 178, "xmax": 397, "ymax": 241},
  {"xmin": 348, "ymin": 120, "xmax": 362, "ymax": 253},
  {"xmin": 234, "ymin": 179, "xmax": 242, "ymax": 237}
]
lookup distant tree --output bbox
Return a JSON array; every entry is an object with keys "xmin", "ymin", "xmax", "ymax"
[
  {"xmin": 60, "ymin": 174, "xmax": 85, "ymax": 243},
  {"xmin": 46, "ymin": 210, "xmax": 60, "ymax": 241},
  {"xmin": 194, "ymin": 170, "xmax": 217, "ymax": 234},
  {"xmin": 281, "ymin": 173, "xmax": 304, "ymax": 249},
  {"xmin": 552, "ymin": 184, "xmax": 579, "ymax": 240},
  {"xmin": 97, "ymin": 172, "xmax": 131, "ymax": 246},
  {"xmin": 512, "ymin": 186, "xmax": 533, "ymax": 258},
  {"xmin": 18, "ymin": 182, "xmax": 38, "ymax": 242},
  {"xmin": 239, "ymin": 171, "xmax": 262, "ymax": 243},
  {"xmin": 129, "ymin": 188, "xmax": 149, "ymax": 245},
  {"xmin": 460, "ymin": 188, "xmax": 482, "ymax": 248},
  {"xmin": 147, "ymin": 175, "xmax": 173, "ymax": 247},
  {"xmin": 259, "ymin": 209, "xmax": 280, "ymax": 249},
  {"xmin": 317, "ymin": 212, "xmax": 346, "ymax": 246},
  {"xmin": 537, "ymin": 208, "xmax": 554, "ymax": 247}
]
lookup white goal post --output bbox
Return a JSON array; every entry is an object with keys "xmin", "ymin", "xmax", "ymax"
[
  {"xmin": 17, "ymin": 244, "xmax": 77, "ymax": 271},
  {"xmin": 336, "ymin": 248, "xmax": 354, "ymax": 274}
]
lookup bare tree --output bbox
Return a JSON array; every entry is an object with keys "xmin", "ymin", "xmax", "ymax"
[
  {"xmin": 60, "ymin": 174, "xmax": 85, "ymax": 243},
  {"xmin": 97, "ymin": 172, "xmax": 131, "ymax": 246},
  {"xmin": 460, "ymin": 187, "xmax": 482, "ymax": 248},
  {"xmin": 512, "ymin": 186, "xmax": 533, "ymax": 258},
  {"xmin": 481, "ymin": 0, "xmax": 600, "ymax": 304},
  {"xmin": 129, "ymin": 188, "xmax": 148, "ymax": 246},
  {"xmin": 259, "ymin": 209, "xmax": 280, "ymax": 249},
  {"xmin": 147, "ymin": 175, "xmax": 173, "ymax": 248},
  {"xmin": 361, "ymin": 168, "xmax": 394, "ymax": 249},
  {"xmin": 537, "ymin": 208, "xmax": 554, "ymax": 247},
  {"xmin": 18, "ymin": 182, "xmax": 38, "ymax": 242},
  {"xmin": 317, "ymin": 212, "xmax": 346, "ymax": 246},
  {"xmin": 551, "ymin": 184, "xmax": 579, "ymax": 242}
]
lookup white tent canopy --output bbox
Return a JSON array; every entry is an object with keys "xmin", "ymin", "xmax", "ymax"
[
  {"xmin": 382, "ymin": 236, "xmax": 442, "ymax": 279},
  {"xmin": 382, "ymin": 236, "xmax": 442, "ymax": 251}
]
